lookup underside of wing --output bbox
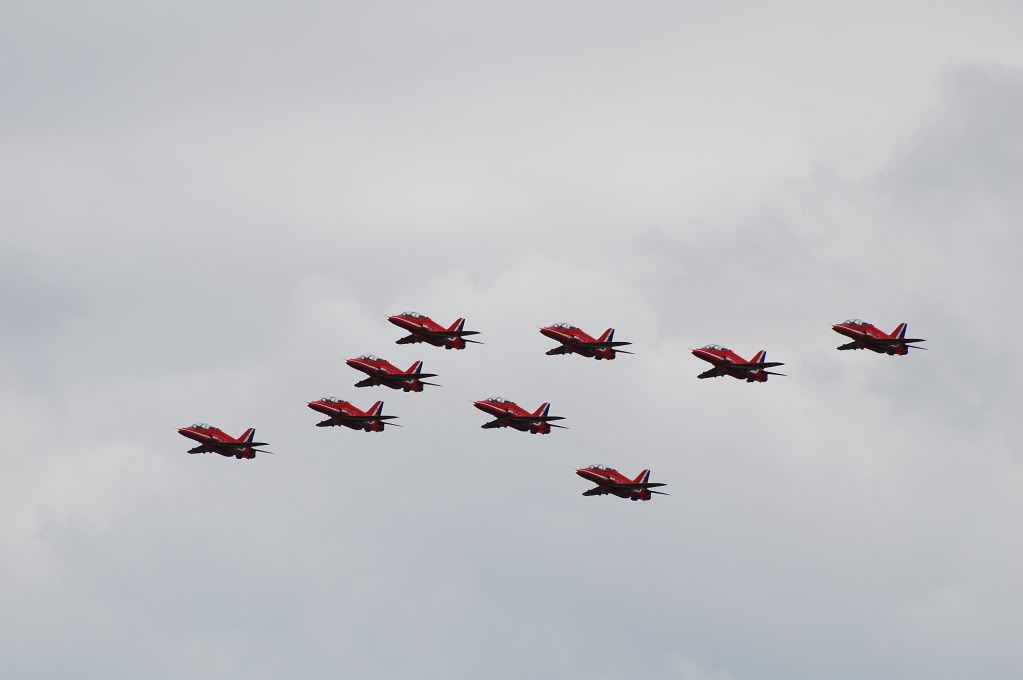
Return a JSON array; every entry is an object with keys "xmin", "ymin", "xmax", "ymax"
[
  {"xmin": 383, "ymin": 372, "xmax": 438, "ymax": 380},
  {"xmin": 582, "ymin": 487, "xmax": 610, "ymax": 496},
  {"xmin": 873, "ymin": 337, "xmax": 926, "ymax": 344},
  {"xmin": 729, "ymin": 361, "xmax": 785, "ymax": 369},
  {"xmin": 836, "ymin": 341, "xmax": 859, "ymax": 350},
  {"xmin": 545, "ymin": 346, "xmax": 575, "ymax": 356},
  {"xmin": 396, "ymin": 334, "xmax": 419, "ymax": 344},
  {"xmin": 698, "ymin": 367, "xmax": 725, "ymax": 379},
  {"xmin": 505, "ymin": 415, "xmax": 566, "ymax": 422},
  {"xmin": 481, "ymin": 419, "xmax": 504, "ymax": 429}
]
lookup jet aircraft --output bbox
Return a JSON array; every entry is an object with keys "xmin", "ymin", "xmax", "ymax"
[
  {"xmin": 576, "ymin": 465, "xmax": 667, "ymax": 501},
  {"xmin": 387, "ymin": 311, "xmax": 481, "ymax": 349},
  {"xmin": 176, "ymin": 423, "xmax": 273, "ymax": 459},
  {"xmin": 691, "ymin": 344, "xmax": 786, "ymax": 382},
  {"xmin": 346, "ymin": 355, "xmax": 439, "ymax": 392},
  {"xmin": 306, "ymin": 398, "xmax": 399, "ymax": 432},
  {"xmin": 831, "ymin": 319, "xmax": 926, "ymax": 355},
  {"xmin": 473, "ymin": 397, "xmax": 567, "ymax": 434},
  {"xmin": 539, "ymin": 323, "xmax": 632, "ymax": 359}
]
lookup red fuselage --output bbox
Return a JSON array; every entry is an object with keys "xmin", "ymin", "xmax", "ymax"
[
  {"xmin": 345, "ymin": 355, "xmax": 436, "ymax": 392},
  {"xmin": 473, "ymin": 398, "xmax": 563, "ymax": 434},
  {"xmin": 306, "ymin": 399, "xmax": 393, "ymax": 432},
  {"xmin": 387, "ymin": 312, "xmax": 478, "ymax": 350},
  {"xmin": 539, "ymin": 323, "xmax": 629, "ymax": 360},
  {"xmin": 177, "ymin": 424, "xmax": 259, "ymax": 459}
]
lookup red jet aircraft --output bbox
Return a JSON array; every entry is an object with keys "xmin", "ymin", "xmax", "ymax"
[
  {"xmin": 176, "ymin": 423, "xmax": 273, "ymax": 459},
  {"xmin": 831, "ymin": 319, "xmax": 926, "ymax": 355},
  {"xmin": 539, "ymin": 323, "xmax": 633, "ymax": 360},
  {"xmin": 473, "ymin": 397, "xmax": 567, "ymax": 434},
  {"xmin": 387, "ymin": 311, "xmax": 481, "ymax": 350},
  {"xmin": 345, "ymin": 355, "xmax": 439, "ymax": 392},
  {"xmin": 691, "ymin": 344, "xmax": 786, "ymax": 382},
  {"xmin": 306, "ymin": 398, "xmax": 399, "ymax": 432},
  {"xmin": 576, "ymin": 465, "xmax": 667, "ymax": 501}
]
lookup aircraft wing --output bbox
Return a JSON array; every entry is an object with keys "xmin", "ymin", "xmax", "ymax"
[
  {"xmin": 481, "ymin": 419, "xmax": 504, "ymax": 429},
  {"xmin": 728, "ymin": 361, "xmax": 785, "ymax": 369},
  {"xmin": 215, "ymin": 441, "xmax": 269, "ymax": 448},
  {"xmin": 698, "ymin": 367, "xmax": 725, "ymax": 379},
  {"xmin": 575, "ymin": 341, "xmax": 632, "ymax": 348},
  {"xmin": 381, "ymin": 372, "xmax": 439, "ymax": 380},
  {"xmin": 354, "ymin": 377, "xmax": 377, "ymax": 387},
  {"xmin": 396, "ymin": 334, "xmax": 419, "ymax": 344},
  {"xmin": 582, "ymin": 487, "xmax": 610, "ymax": 496},
  {"xmin": 504, "ymin": 415, "xmax": 566, "ymax": 422},
  {"xmin": 545, "ymin": 346, "xmax": 575, "ymax": 356},
  {"xmin": 613, "ymin": 482, "xmax": 667, "ymax": 490},
  {"xmin": 872, "ymin": 337, "xmax": 926, "ymax": 344},
  {"xmin": 836, "ymin": 341, "xmax": 859, "ymax": 351}
]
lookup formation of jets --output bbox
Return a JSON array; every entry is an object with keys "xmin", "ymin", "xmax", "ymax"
[{"xmin": 178, "ymin": 315, "xmax": 926, "ymax": 501}]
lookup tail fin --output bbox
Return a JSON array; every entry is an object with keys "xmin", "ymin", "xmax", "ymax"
[
  {"xmin": 239, "ymin": 428, "xmax": 256, "ymax": 444},
  {"xmin": 751, "ymin": 350, "xmax": 767, "ymax": 364},
  {"xmin": 406, "ymin": 360, "xmax": 424, "ymax": 375},
  {"xmin": 369, "ymin": 401, "xmax": 384, "ymax": 416},
  {"xmin": 597, "ymin": 328, "xmax": 615, "ymax": 343},
  {"xmin": 447, "ymin": 318, "xmax": 466, "ymax": 333},
  {"xmin": 892, "ymin": 322, "xmax": 908, "ymax": 339},
  {"xmin": 532, "ymin": 402, "xmax": 551, "ymax": 418},
  {"xmin": 633, "ymin": 469, "xmax": 651, "ymax": 484}
]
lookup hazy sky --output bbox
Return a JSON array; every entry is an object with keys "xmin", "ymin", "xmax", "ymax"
[{"xmin": 2, "ymin": 2, "xmax": 1023, "ymax": 678}]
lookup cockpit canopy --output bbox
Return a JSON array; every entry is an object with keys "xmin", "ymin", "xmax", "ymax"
[
  {"xmin": 550, "ymin": 323, "xmax": 577, "ymax": 329},
  {"xmin": 842, "ymin": 318, "xmax": 869, "ymax": 326},
  {"xmin": 702, "ymin": 344, "xmax": 729, "ymax": 351},
  {"xmin": 356, "ymin": 354, "xmax": 382, "ymax": 361},
  {"xmin": 485, "ymin": 396, "xmax": 511, "ymax": 403},
  {"xmin": 588, "ymin": 464, "xmax": 611, "ymax": 470},
  {"xmin": 320, "ymin": 396, "xmax": 345, "ymax": 403},
  {"xmin": 190, "ymin": 422, "xmax": 214, "ymax": 430},
  {"xmin": 400, "ymin": 311, "xmax": 425, "ymax": 318}
]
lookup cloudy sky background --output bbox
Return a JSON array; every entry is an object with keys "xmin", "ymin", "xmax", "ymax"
[{"xmin": 2, "ymin": 2, "xmax": 1022, "ymax": 677}]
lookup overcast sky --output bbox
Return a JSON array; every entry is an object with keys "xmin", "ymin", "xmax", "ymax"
[{"xmin": 2, "ymin": 2, "xmax": 1023, "ymax": 678}]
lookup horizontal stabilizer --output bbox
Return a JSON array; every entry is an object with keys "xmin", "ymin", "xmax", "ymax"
[
  {"xmin": 578, "ymin": 340, "xmax": 632, "ymax": 348},
  {"xmin": 548, "ymin": 423, "xmax": 569, "ymax": 429},
  {"xmin": 729, "ymin": 361, "xmax": 785, "ymax": 369},
  {"xmin": 763, "ymin": 371, "xmax": 787, "ymax": 376},
  {"xmin": 218, "ymin": 441, "xmax": 269, "ymax": 448},
  {"xmin": 386, "ymin": 372, "xmax": 439, "ymax": 380}
]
